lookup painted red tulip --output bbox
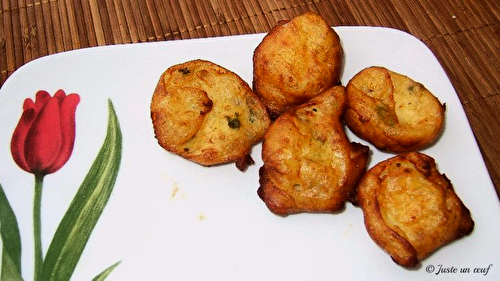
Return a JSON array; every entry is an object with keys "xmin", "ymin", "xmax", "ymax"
[{"xmin": 11, "ymin": 90, "xmax": 80, "ymax": 176}]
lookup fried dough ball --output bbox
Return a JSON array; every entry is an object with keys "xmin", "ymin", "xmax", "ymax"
[
  {"xmin": 151, "ymin": 59, "xmax": 271, "ymax": 170},
  {"xmin": 355, "ymin": 152, "xmax": 474, "ymax": 267},
  {"xmin": 258, "ymin": 86, "xmax": 369, "ymax": 216},
  {"xmin": 345, "ymin": 66, "xmax": 445, "ymax": 152},
  {"xmin": 253, "ymin": 11, "xmax": 343, "ymax": 119}
]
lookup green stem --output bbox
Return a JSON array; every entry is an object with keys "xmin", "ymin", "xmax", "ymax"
[{"xmin": 33, "ymin": 174, "xmax": 44, "ymax": 281}]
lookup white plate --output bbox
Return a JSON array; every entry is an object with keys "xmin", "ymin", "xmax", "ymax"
[{"xmin": 1, "ymin": 27, "xmax": 499, "ymax": 281}]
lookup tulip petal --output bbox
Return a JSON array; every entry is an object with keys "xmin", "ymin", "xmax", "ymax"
[
  {"xmin": 24, "ymin": 97, "xmax": 63, "ymax": 174},
  {"xmin": 11, "ymin": 106, "xmax": 37, "ymax": 172},
  {"xmin": 46, "ymin": 93, "xmax": 80, "ymax": 174},
  {"xmin": 11, "ymin": 95, "xmax": 45, "ymax": 173},
  {"xmin": 23, "ymin": 98, "xmax": 35, "ymax": 111},
  {"xmin": 53, "ymin": 90, "xmax": 67, "ymax": 110},
  {"xmin": 34, "ymin": 90, "xmax": 51, "ymax": 112}
]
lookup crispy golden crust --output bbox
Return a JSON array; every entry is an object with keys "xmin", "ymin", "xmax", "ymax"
[
  {"xmin": 345, "ymin": 66, "xmax": 445, "ymax": 152},
  {"xmin": 151, "ymin": 59, "xmax": 271, "ymax": 170},
  {"xmin": 356, "ymin": 152, "xmax": 474, "ymax": 267},
  {"xmin": 258, "ymin": 86, "xmax": 369, "ymax": 216},
  {"xmin": 253, "ymin": 11, "xmax": 343, "ymax": 119}
]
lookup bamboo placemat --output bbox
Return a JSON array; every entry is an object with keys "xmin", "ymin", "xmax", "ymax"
[{"xmin": 1, "ymin": 0, "xmax": 499, "ymax": 197}]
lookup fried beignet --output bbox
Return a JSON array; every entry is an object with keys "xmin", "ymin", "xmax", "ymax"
[
  {"xmin": 253, "ymin": 11, "xmax": 343, "ymax": 119},
  {"xmin": 356, "ymin": 152, "xmax": 474, "ymax": 267},
  {"xmin": 258, "ymin": 86, "xmax": 369, "ymax": 216},
  {"xmin": 151, "ymin": 59, "xmax": 271, "ymax": 170},
  {"xmin": 345, "ymin": 66, "xmax": 445, "ymax": 152}
]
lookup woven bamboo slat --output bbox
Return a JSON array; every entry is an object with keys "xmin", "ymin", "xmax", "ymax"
[{"xmin": 0, "ymin": 0, "xmax": 499, "ymax": 197}]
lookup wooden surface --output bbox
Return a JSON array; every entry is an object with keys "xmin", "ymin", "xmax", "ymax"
[{"xmin": 1, "ymin": 0, "xmax": 499, "ymax": 197}]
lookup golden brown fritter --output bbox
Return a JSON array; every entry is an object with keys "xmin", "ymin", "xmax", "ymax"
[
  {"xmin": 258, "ymin": 86, "xmax": 369, "ymax": 216},
  {"xmin": 253, "ymin": 11, "xmax": 343, "ymax": 119},
  {"xmin": 345, "ymin": 66, "xmax": 445, "ymax": 152},
  {"xmin": 355, "ymin": 152, "xmax": 474, "ymax": 267},
  {"xmin": 151, "ymin": 59, "xmax": 271, "ymax": 170}
]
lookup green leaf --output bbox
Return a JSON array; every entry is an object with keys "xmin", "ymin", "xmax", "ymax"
[
  {"xmin": 92, "ymin": 261, "xmax": 121, "ymax": 281},
  {"xmin": 41, "ymin": 100, "xmax": 122, "ymax": 281},
  {"xmin": 0, "ymin": 245, "xmax": 24, "ymax": 281},
  {"xmin": 0, "ymin": 184, "xmax": 23, "ymax": 281}
]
